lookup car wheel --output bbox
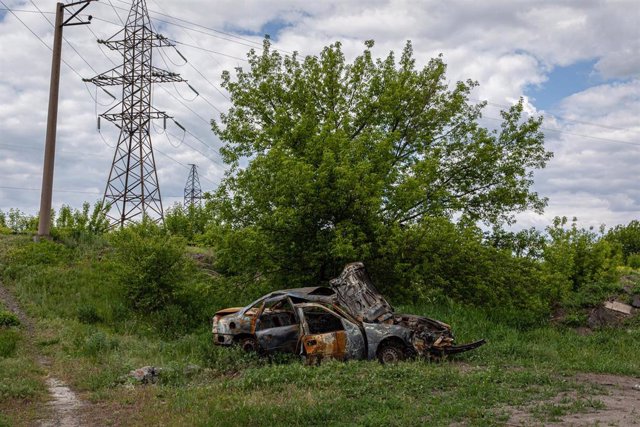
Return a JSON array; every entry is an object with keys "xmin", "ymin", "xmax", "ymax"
[
  {"xmin": 239, "ymin": 336, "xmax": 258, "ymax": 352},
  {"xmin": 377, "ymin": 343, "xmax": 406, "ymax": 364}
]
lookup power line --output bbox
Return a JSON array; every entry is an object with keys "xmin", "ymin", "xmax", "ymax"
[
  {"xmin": 481, "ymin": 116, "xmax": 640, "ymax": 147},
  {"xmin": 106, "ymin": 0, "xmax": 125, "ymax": 25},
  {"xmin": 172, "ymin": 40, "xmax": 247, "ymax": 62},
  {"xmin": 0, "ymin": 7, "xmax": 54, "ymax": 14},
  {"xmin": 475, "ymin": 98, "xmax": 639, "ymax": 134},
  {"xmin": 0, "ymin": 1, "xmax": 90, "ymax": 84},
  {"xmin": 29, "ymin": 0, "xmax": 98, "ymax": 74},
  {"xmin": 0, "ymin": 185, "xmax": 102, "ymax": 195},
  {"xmin": 109, "ymin": 0, "xmax": 282, "ymax": 51},
  {"xmin": 0, "ymin": 185, "xmax": 205, "ymax": 198}
]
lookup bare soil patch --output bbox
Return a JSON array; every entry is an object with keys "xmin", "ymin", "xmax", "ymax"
[{"xmin": 508, "ymin": 373, "xmax": 640, "ymax": 426}]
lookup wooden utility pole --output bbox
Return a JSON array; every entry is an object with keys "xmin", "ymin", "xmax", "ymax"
[
  {"xmin": 36, "ymin": 1, "xmax": 96, "ymax": 239},
  {"xmin": 37, "ymin": 2, "xmax": 64, "ymax": 239}
]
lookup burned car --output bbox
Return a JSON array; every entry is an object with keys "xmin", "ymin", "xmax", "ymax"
[{"xmin": 212, "ymin": 262, "xmax": 485, "ymax": 363}]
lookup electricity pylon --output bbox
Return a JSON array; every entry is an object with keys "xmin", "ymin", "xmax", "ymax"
[
  {"xmin": 84, "ymin": 0, "xmax": 184, "ymax": 227},
  {"xmin": 184, "ymin": 164, "xmax": 203, "ymax": 207}
]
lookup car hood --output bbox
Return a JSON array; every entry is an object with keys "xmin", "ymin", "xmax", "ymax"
[
  {"xmin": 214, "ymin": 307, "xmax": 244, "ymax": 316},
  {"xmin": 329, "ymin": 262, "xmax": 395, "ymax": 323}
]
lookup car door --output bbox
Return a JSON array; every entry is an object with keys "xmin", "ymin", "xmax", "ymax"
[
  {"xmin": 254, "ymin": 296, "xmax": 301, "ymax": 354},
  {"xmin": 298, "ymin": 304, "xmax": 365, "ymax": 363}
]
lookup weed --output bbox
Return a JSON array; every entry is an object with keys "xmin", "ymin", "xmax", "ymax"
[
  {"xmin": 76, "ymin": 330, "xmax": 119, "ymax": 358},
  {"xmin": 0, "ymin": 311, "xmax": 19, "ymax": 327},
  {"xmin": 77, "ymin": 304, "xmax": 101, "ymax": 324},
  {"xmin": 0, "ymin": 329, "xmax": 20, "ymax": 358}
]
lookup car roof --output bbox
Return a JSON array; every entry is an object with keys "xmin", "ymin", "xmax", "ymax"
[{"xmin": 266, "ymin": 286, "xmax": 336, "ymax": 302}]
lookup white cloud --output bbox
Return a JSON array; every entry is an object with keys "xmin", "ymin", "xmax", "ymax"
[{"xmin": 0, "ymin": 0, "xmax": 638, "ymax": 229}]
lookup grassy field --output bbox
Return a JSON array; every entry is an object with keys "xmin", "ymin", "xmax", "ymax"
[{"xmin": 0, "ymin": 235, "xmax": 638, "ymax": 426}]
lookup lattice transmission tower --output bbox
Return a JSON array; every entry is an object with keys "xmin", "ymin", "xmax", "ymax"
[
  {"xmin": 85, "ymin": 0, "xmax": 184, "ymax": 226},
  {"xmin": 184, "ymin": 164, "xmax": 203, "ymax": 207}
]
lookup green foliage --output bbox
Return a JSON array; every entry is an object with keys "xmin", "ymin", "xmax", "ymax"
[
  {"xmin": 51, "ymin": 201, "xmax": 110, "ymax": 245},
  {"xmin": 0, "ymin": 311, "xmax": 20, "ymax": 328},
  {"xmin": 0, "ymin": 329, "xmax": 20, "ymax": 358},
  {"xmin": 606, "ymin": 220, "xmax": 640, "ymax": 265},
  {"xmin": 209, "ymin": 38, "xmax": 552, "ymax": 291},
  {"xmin": 0, "ymin": 209, "xmax": 37, "ymax": 234},
  {"xmin": 164, "ymin": 202, "xmax": 210, "ymax": 242},
  {"xmin": 75, "ymin": 330, "xmax": 119, "ymax": 358},
  {"xmin": 372, "ymin": 218, "xmax": 552, "ymax": 320},
  {"xmin": 76, "ymin": 304, "xmax": 101, "ymax": 324},
  {"xmin": 544, "ymin": 217, "xmax": 621, "ymax": 293},
  {"xmin": 110, "ymin": 220, "xmax": 190, "ymax": 312},
  {"xmin": 627, "ymin": 253, "xmax": 640, "ymax": 269},
  {"xmin": 0, "ymin": 211, "xmax": 10, "ymax": 235},
  {"xmin": 2, "ymin": 239, "xmax": 72, "ymax": 280}
]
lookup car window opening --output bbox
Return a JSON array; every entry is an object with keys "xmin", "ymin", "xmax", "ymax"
[
  {"xmin": 257, "ymin": 299, "xmax": 297, "ymax": 330},
  {"xmin": 304, "ymin": 307, "xmax": 345, "ymax": 334}
]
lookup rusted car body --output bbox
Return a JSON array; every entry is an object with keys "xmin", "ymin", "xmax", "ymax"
[{"xmin": 212, "ymin": 262, "xmax": 485, "ymax": 363}]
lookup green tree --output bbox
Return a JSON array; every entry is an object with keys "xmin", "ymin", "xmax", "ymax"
[
  {"xmin": 164, "ymin": 201, "xmax": 210, "ymax": 243},
  {"xmin": 606, "ymin": 220, "xmax": 640, "ymax": 265},
  {"xmin": 209, "ymin": 39, "xmax": 552, "ymax": 287}
]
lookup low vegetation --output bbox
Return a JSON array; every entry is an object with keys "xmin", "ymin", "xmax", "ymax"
[
  {"xmin": 0, "ymin": 220, "xmax": 638, "ymax": 425},
  {"xmin": 1, "ymin": 40, "xmax": 639, "ymax": 425}
]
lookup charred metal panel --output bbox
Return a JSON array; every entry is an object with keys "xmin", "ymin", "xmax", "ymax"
[
  {"xmin": 362, "ymin": 323, "xmax": 412, "ymax": 360},
  {"xmin": 342, "ymin": 318, "xmax": 366, "ymax": 360},
  {"xmin": 256, "ymin": 324, "xmax": 301, "ymax": 354},
  {"xmin": 330, "ymin": 262, "xmax": 394, "ymax": 323}
]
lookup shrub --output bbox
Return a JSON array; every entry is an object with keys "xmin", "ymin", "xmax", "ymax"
[
  {"xmin": 371, "ymin": 218, "xmax": 553, "ymax": 319},
  {"xmin": 2, "ymin": 209, "xmax": 37, "ymax": 234},
  {"xmin": 51, "ymin": 201, "xmax": 110, "ymax": 245},
  {"xmin": 606, "ymin": 220, "xmax": 640, "ymax": 263},
  {"xmin": 627, "ymin": 253, "xmax": 640, "ymax": 269},
  {"xmin": 164, "ymin": 202, "xmax": 210, "ymax": 243},
  {"xmin": 110, "ymin": 220, "xmax": 190, "ymax": 312},
  {"xmin": 77, "ymin": 305, "xmax": 101, "ymax": 324},
  {"xmin": 0, "ymin": 311, "xmax": 20, "ymax": 328}
]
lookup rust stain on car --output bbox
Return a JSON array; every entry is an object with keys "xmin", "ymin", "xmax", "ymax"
[{"xmin": 212, "ymin": 262, "xmax": 486, "ymax": 363}]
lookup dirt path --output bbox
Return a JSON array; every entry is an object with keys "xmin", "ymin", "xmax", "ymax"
[
  {"xmin": 559, "ymin": 373, "xmax": 640, "ymax": 426},
  {"xmin": 508, "ymin": 372, "xmax": 640, "ymax": 426},
  {"xmin": 0, "ymin": 282, "xmax": 86, "ymax": 427}
]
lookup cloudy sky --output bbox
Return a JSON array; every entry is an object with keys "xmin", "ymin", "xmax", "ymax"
[{"xmin": 0, "ymin": 0, "xmax": 638, "ymax": 230}]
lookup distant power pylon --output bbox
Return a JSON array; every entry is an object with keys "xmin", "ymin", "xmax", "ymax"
[
  {"xmin": 184, "ymin": 164, "xmax": 203, "ymax": 207},
  {"xmin": 84, "ymin": 0, "xmax": 184, "ymax": 227}
]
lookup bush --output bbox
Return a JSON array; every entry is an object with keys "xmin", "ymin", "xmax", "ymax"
[
  {"xmin": 627, "ymin": 253, "xmax": 640, "ymax": 269},
  {"xmin": 1, "ymin": 209, "xmax": 37, "ymax": 234},
  {"xmin": 164, "ymin": 202, "xmax": 210, "ymax": 243},
  {"xmin": 2, "ymin": 240, "xmax": 72, "ymax": 280},
  {"xmin": 51, "ymin": 201, "xmax": 110, "ymax": 246},
  {"xmin": 110, "ymin": 220, "xmax": 190, "ymax": 312},
  {"xmin": 370, "ymin": 218, "xmax": 553, "ymax": 319},
  {"xmin": 77, "ymin": 305, "xmax": 101, "ymax": 324},
  {"xmin": 606, "ymin": 220, "xmax": 640, "ymax": 263},
  {"xmin": 544, "ymin": 217, "xmax": 621, "ymax": 293},
  {"xmin": 0, "ymin": 311, "xmax": 20, "ymax": 328}
]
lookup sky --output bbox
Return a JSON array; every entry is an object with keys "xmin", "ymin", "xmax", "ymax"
[{"xmin": 0, "ymin": 0, "xmax": 639, "ymax": 231}]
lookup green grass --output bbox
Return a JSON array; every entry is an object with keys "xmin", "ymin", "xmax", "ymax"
[
  {"xmin": 0, "ymin": 235, "xmax": 638, "ymax": 426},
  {"xmin": 0, "ymin": 300, "xmax": 48, "ymax": 426}
]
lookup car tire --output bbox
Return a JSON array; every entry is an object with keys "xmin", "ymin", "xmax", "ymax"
[
  {"xmin": 377, "ymin": 343, "xmax": 406, "ymax": 364},
  {"xmin": 239, "ymin": 336, "xmax": 258, "ymax": 352}
]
